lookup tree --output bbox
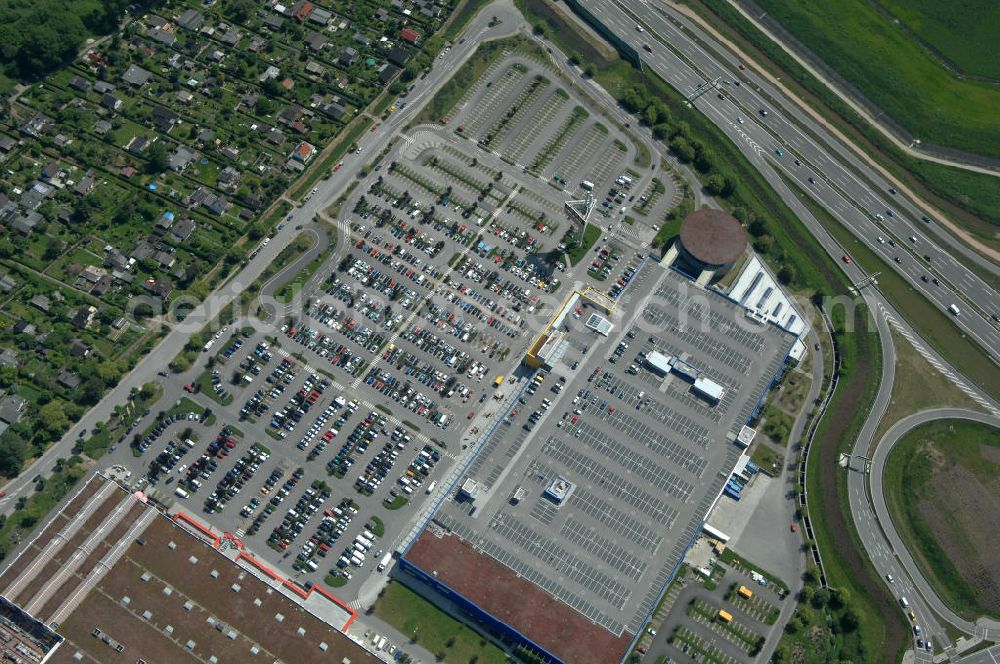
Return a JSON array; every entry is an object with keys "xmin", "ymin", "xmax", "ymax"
[
  {"xmin": 669, "ymin": 137, "xmax": 696, "ymax": 163},
  {"xmin": 0, "ymin": 365, "xmax": 17, "ymax": 387},
  {"xmin": 38, "ymin": 400, "xmax": 70, "ymax": 435},
  {"xmin": 146, "ymin": 141, "xmax": 170, "ymax": 174},
  {"xmin": 777, "ymin": 264, "xmax": 796, "ymax": 285},
  {"xmin": 0, "ymin": 430, "xmax": 27, "ymax": 477},
  {"xmin": 811, "ymin": 587, "xmax": 831, "ymax": 608},
  {"xmin": 705, "ymin": 174, "xmax": 726, "ymax": 196}
]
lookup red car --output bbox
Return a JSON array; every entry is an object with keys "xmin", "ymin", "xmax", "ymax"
[
  {"xmin": 842, "ymin": 254, "xmax": 852, "ymax": 264},
  {"xmin": 790, "ymin": 523, "xmax": 798, "ymax": 533}
]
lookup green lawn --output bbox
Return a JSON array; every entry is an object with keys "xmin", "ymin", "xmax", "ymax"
[
  {"xmin": 692, "ymin": 0, "xmax": 1000, "ymax": 249},
  {"xmin": 876, "ymin": 0, "xmax": 1000, "ymax": 79},
  {"xmin": 883, "ymin": 418, "xmax": 1000, "ymax": 620},
  {"xmin": 373, "ymin": 582, "xmax": 511, "ymax": 664},
  {"xmin": 754, "ymin": 0, "xmax": 1000, "ymax": 159},
  {"xmin": 565, "ymin": 223, "xmax": 601, "ymax": 266}
]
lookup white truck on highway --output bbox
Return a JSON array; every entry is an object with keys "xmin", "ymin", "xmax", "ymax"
[{"xmin": 948, "ymin": 304, "xmax": 960, "ymax": 316}]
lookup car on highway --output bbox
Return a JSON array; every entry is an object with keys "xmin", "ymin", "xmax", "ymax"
[
  {"xmin": 790, "ymin": 522, "xmax": 797, "ymax": 533},
  {"xmin": 808, "ymin": 176, "xmax": 816, "ymax": 184},
  {"xmin": 775, "ymin": 148, "xmax": 783, "ymax": 156},
  {"xmin": 886, "ymin": 573, "xmax": 894, "ymax": 583},
  {"xmin": 842, "ymin": 254, "xmax": 852, "ymax": 264},
  {"xmin": 759, "ymin": 108, "xmax": 768, "ymax": 116},
  {"xmin": 737, "ymin": 116, "xmax": 744, "ymax": 124},
  {"xmin": 642, "ymin": 44, "xmax": 652, "ymax": 52},
  {"xmin": 877, "ymin": 236, "xmax": 885, "ymax": 243},
  {"xmin": 886, "ymin": 208, "xmax": 895, "ymax": 217},
  {"xmin": 888, "ymin": 187, "xmax": 897, "ymax": 195},
  {"xmin": 636, "ymin": 25, "xmax": 643, "ymax": 32}
]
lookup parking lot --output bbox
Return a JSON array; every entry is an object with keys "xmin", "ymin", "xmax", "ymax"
[
  {"xmin": 109, "ymin": 47, "xmax": 689, "ymax": 609},
  {"xmin": 429, "ymin": 267, "xmax": 797, "ymax": 639}
]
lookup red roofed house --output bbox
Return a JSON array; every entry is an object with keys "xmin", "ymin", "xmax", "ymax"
[
  {"xmin": 291, "ymin": 0, "xmax": 314, "ymax": 22},
  {"xmin": 292, "ymin": 141, "xmax": 316, "ymax": 163},
  {"xmin": 400, "ymin": 27, "xmax": 420, "ymax": 45}
]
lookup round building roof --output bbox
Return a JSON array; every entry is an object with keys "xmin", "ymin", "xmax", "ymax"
[{"xmin": 679, "ymin": 209, "xmax": 747, "ymax": 266}]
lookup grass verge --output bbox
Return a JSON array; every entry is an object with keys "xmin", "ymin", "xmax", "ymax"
[
  {"xmin": 78, "ymin": 383, "xmax": 162, "ymax": 459},
  {"xmin": 372, "ymin": 582, "xmax": 510, "ymax": 664},
  {"xmin": 565, "ymin": 223, "xmax": 601, "ymax": 265}
]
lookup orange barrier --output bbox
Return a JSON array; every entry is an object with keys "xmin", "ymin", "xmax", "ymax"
[{"xmin": 172, "ymin": 512, "xmax": 357, "ymax": 631}]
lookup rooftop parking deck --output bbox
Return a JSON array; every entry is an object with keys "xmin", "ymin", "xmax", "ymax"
[{"xmin": 406, "ymin": 265, "xmax": 797, "ymax": 654}]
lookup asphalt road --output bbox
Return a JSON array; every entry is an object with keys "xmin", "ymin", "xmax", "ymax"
[
  {"xmin": 586, "ymin": 0, "xmax": 1000, "ymax": 365},
  {"xmin": 0, "ymin": 4, "xmax": 522, "ymax": 518},
  {"xmin": 868, "ymin": 409, "xmax": 1000, "ymax": 641}
]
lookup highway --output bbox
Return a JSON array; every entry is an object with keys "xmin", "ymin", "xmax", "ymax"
[
  {"xmin": 577, "ymin": 0, "xmax": 1000, "ymax": 652},
  {"xmin": 586, "ymin": 0, "xmax": 1000, "ymax": 367}
]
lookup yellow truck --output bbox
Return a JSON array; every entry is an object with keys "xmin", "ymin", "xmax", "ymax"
[
  {"xmin": 738, "ymin": 585, "xmax": 753, "ymax": 600},
  {"xmin": 493, "ymin": 375, "xmax": 505, "ymax": 388},
  {"xmin": 718, "ymin": 610, "xmax": 733, "ymax": 623}
]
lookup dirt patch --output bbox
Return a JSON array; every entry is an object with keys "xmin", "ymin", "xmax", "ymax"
[
  {"xmin": 979, "ymin": 445, "xmax": 1000, "ymax": 465},
  {"xmin": 916, "ymin": 463, "xmax": 1000, "ymax": 615},
  {"xmin": 814, "ymin": 330, "xmax": 904, "ymax": 663}
]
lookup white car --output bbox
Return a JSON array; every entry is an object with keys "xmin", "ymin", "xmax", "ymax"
[
  {"xmin": 877, "ymin": 236, "xmax": 885, "ymax": 244},
  {"xmin": 636, "ymin": 25, "xmax": 644, "ymax": 32},
  {"xmin": 737, "ymin": 117, "xmax": 744, "ymax": 124}
]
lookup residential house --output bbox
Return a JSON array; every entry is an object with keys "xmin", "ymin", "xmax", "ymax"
[
  {"xmin": 378, "ymin": 64, "xmax": 400, "ymax": 84},
  {"xmin": 93, "ymin": 81, "xmax": 116, "ymax": 94},
  {"xmin": 10, "ymin": 212, "xmax": 41, "ymax": 235},
  {"xmin": 20, "ymin": 182, "xmax": 52, "ymax": 210},
  {"xmin": 170, "ymin": 218, "xmax": 197, "ymax": 242},
  {"xmin": 101, "ymin": 93, "xmax": 123, "ymax": 111},
  {"xmin": 0, "ymin": 135, "xmax": 16, "ymax": 153},
  {"xmin": 93, "ymin": 120, "xmax": 112, "ymax": 136},
  {"xmin": 169, "ymin": 146, "xmax": 197, "ymax": 172},
  {"xmin": 177, "ymin": 9, "xmax": 205, "ymax": 30},
  {"xmin": 0, "ymin": 395, "xmax": 26, "ymax": 426},
  {"xmin": 290, "ymin": 0, "xmax": 314, "ymax": 21},
  {"xmin": 152, "ymin": 107, "xmax": 178, "ymax": 133},
  {"xmin": 148, "ymin": 26, "xmax": 177, "ymax": 46},
  {"xmin": 70, "ymin": 340, "xmax": 92, "ymax": 358},
  {"xmin": 69, "ymin": 305, "xmax": 98, "ymax": 329},
  {"xmin": 339, "ymin": 47, "xmax": 359, "ymax": 67},
  {"xmin": 29, "ymin": 294, "xmax": 51, "ymax": 313},
  {"xmin": 126, "ymin": 135, "xmax": 150, "ymax": 155},
  {"xmin": 122, "ymin": 64, "xmax": 153, "ymax": 87},
  {"xmin": 400, "ymin": 28, "xmax": 421, "ymax": 45},
  {"xmin": 292, "ymin": 141, "xmax": 316, "ymax": 163},
  {"xmin": 142, "ymin": 277, "xmax": 173, "ymax": 298},
  {"xmin": 12, "ymin": 320, "xmax": 35, "ymax": 336},
  {"xmin": 189, "ymin": 187, "xmax": 228, "ymax": 215},
  {"xmin": 307, "ymin": 8, "xmax": 330, "ymax": 26},
  {"xmin": 153, "ymin": 250, "xmax": 176, "ymax": 270},
  {"xmin": 176, "ymin": 89, "xmax": 194, "ymax": 104},
  {"xmin": 264, "ymin": 14, "xmax": 285, "ymax": 30},
  {"xmin": 305, "ymin": 60, "xmax": 325, "ymax": 76},
  {"xmin": 58, "ymin": 371, "xmax": 81, "ymax": 390},
  {"xmin": 0, "ymin": 274, "xmax": 16, "ymax": 294},
  {"xmin": 305, "ymin": 31, "xmax": 328, "ymax": 51},
  {"xmin": 40, "ymin": 160, "xmax": 61, "ymax": 182},
  {"xmin": 277, "ymin": 106, "xmax": 307, "ymax": 133},
  {"xmin": 260, "ymin": 65, "xmax": 281, "ymax": 82},
  {"xmin": 0, "ymin": 350, "xmax": 18, "ymax": 369},
  {"xmin": 217, "ymin": 166, "xmax": 240, "ymax": 192},
  {"xmin": 320, "ymin": 102, "xmax": 347, "ymax": 121},
  {"xmin": 20, "ymin": 112, "xmax": 52, "ymax": 138},
  {"xmin": 267, "ymin": 128, "xmax": 286, "ymax": 146},
  {"xmin": 384, "ymin": 47, "xmax": 412, "ymax": 67},
  {"xmin": 219, "ymin": 25, "xmax": 242, "ymax": 46},
  {"xmin": 74, "ymin": 171, "xmax": 97, "ymax": 196},
  {"xmin": 241, "ymin": 92, "xmax": 260, "ymax": 110},
  {"xmin": 69, "ymin": 76, "xmax": 92, "ymax": 92}
]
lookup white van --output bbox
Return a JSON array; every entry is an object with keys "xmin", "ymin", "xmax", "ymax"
[
  {"xmin": 948, "ymin": 304, "xmax": 960, "ymax": 316},
  {"xmin": 425, "ymin": 481, "xmax": 437, "ymax": 495},
  {"xmin": 899, "ymin": 597, "xmax": 909, "ymax": 609},
  {"xmin": 306, "ymin": 559, "xmax": 319, "ymax": 572},
  {"xmin": 174, "ymin": 487, "xmax": 189, "ymax": 499}
]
